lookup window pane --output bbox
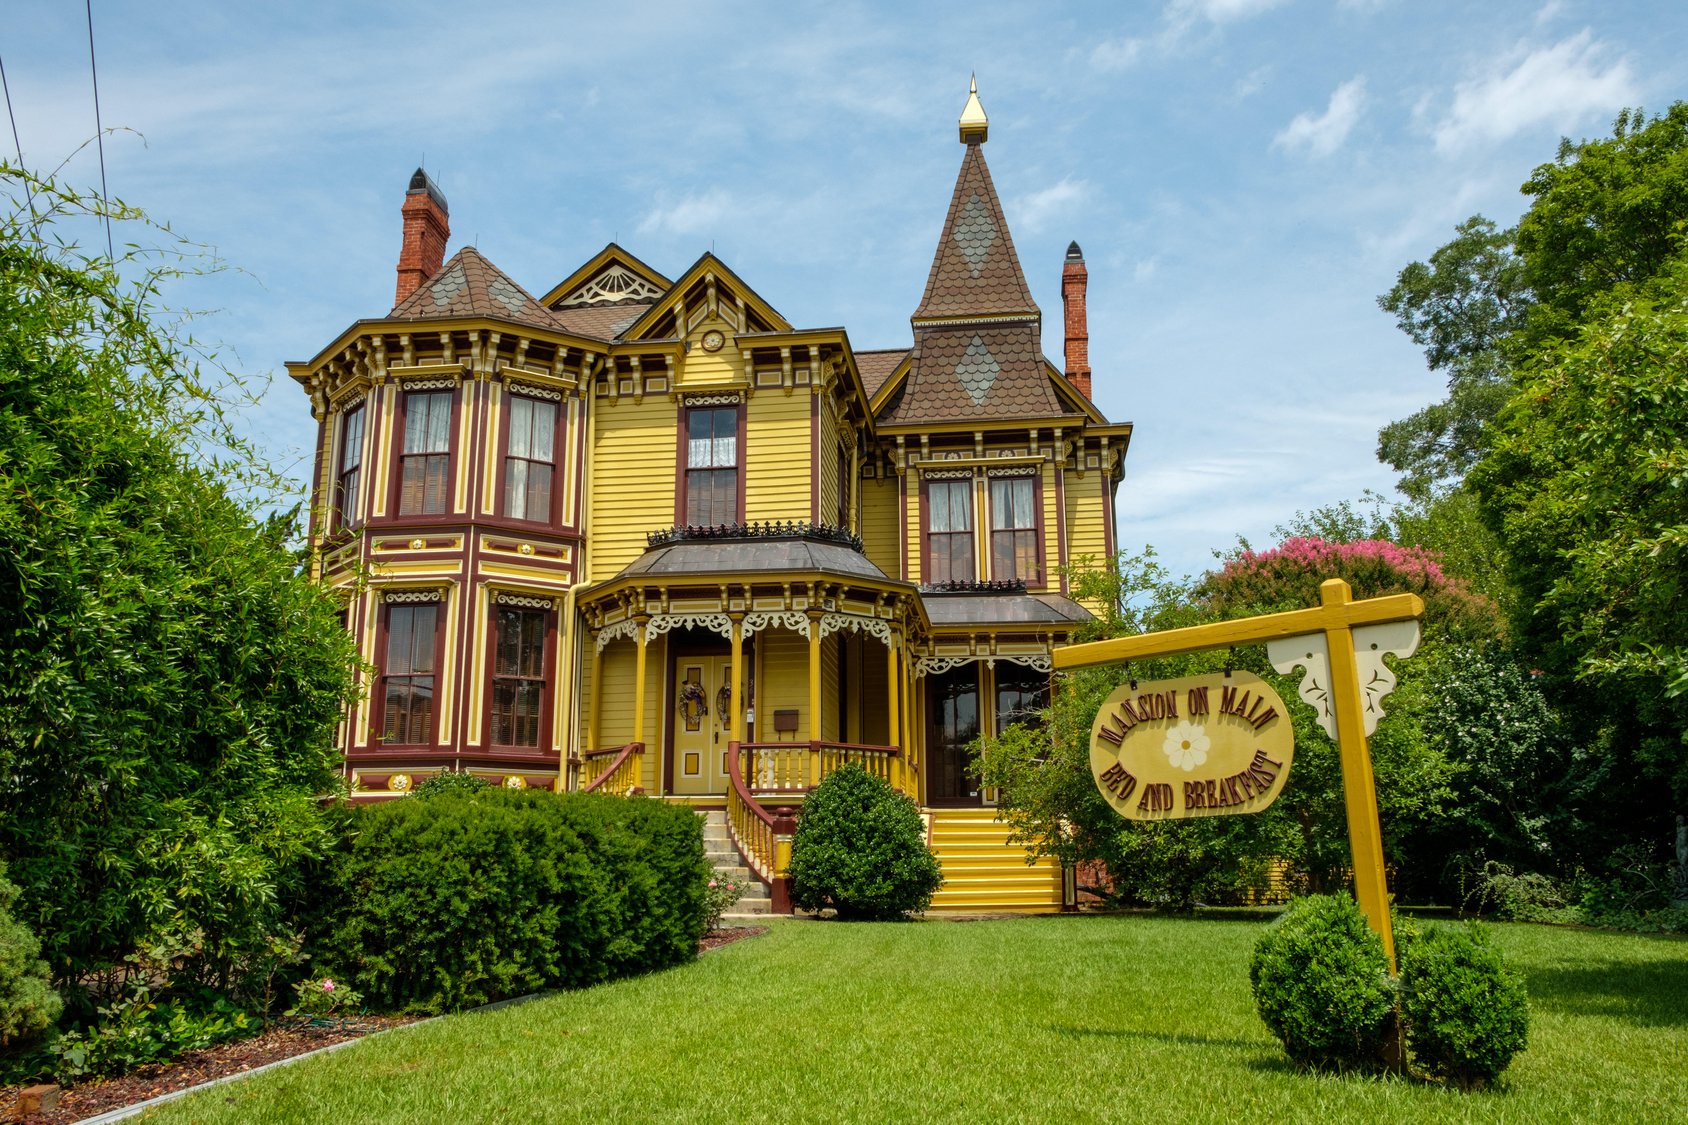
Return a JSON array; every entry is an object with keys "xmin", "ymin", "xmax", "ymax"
[
  {"xmin": 529, "ymin": 401, "xmax": 556, "ymax": 462},
  {"xmin": 340, "ymin": 406, "xmax": 364, "ymax": 472},
  {"xmin": 408, "ymin": 605, "xmax": 437, "ymax": 673},
  {"xmin": 404, "ymin": 392, "xmax": 450, "ymax": 454},
  {"xmin": 423, "ymin": 454, "xmax": 449, "ymax": 513},
  {"xmin": 508, "ymin": 396, "xmax": 533, "ymax": 458},
  {"xmin": 505, "ymin": 459, "xmax": 529, "ymax": 520},
  {"xmin": 385, "ymin": 607, "xmax": 415, "ymax": 674},
  {"xmin": 525, "ymin": 463, "xmax": 551, "ymax": 521}
]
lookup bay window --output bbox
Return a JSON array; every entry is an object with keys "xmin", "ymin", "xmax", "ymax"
[
  {"xmin": 397, "ymin": 390, "xmax": 453, "ymax": 516},
  {"xmin": 334, "ymin": 403, "xmax": 365, "ymax": 529},
  {"xmin": 503, "ymin": 394, "xmax": 557, "ymax": 522},
  {"xmin": 381, "ymin": 602, "xmax": 438, "ymax": 745},
  {"xmin": 989, "ymin": 474, "xmax": 1039, "ymax": 583},
  {"xmin": 489, "ymin": 604, "xmax": 549, "ymax": 748}
]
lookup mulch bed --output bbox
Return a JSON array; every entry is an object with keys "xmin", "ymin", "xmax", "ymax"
[{"xmin": 4, "ymin": 928, "xmax": 769, "ymax": 1124}]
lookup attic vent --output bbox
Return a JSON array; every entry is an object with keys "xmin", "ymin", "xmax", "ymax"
[{"xmin": 559, "ymin": 263, "xmax": 665, "ymax": 307}]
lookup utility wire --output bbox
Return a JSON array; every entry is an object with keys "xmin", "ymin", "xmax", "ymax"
[
  {"xmin": 85, "ymin": 0, "xmax": 114, "ymax": 260},
  {"xmin": 0, "ymin": 52, "xmax": 36, "ymax": 223}
]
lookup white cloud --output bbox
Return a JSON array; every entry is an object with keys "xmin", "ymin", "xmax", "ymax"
[
  {"xmin": 1091, "ymin": 37, "xmax": 1146, "ymax": 72},
  {"xmin": 636, "ymin": 189, "xmax": 733, "ymax": 236},
  {"xmin": 1433, "ymin": 30, "xmax": 1636, "ymax": 153},
  {"xmin": 1013, "ymin": 177, "xmax": 1091, "ymax": 234},
  {"xmin": 1273, "ymin": 77, "xmax": 1366, "ymax": 157},
  {"xmin": 1535, "ymin": 0, "xmax": 1568, "ymax": 26},
  {"xmin": 1233, "ymin": 66, "xmax": 1271, "ymax": 99},
  {"xmin": 1166, "ymin": 0, "xmax": 1290, "ymax": 24}
]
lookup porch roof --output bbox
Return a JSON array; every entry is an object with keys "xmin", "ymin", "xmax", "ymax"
[
  {"xmin": 920, "ymin": 590, "xmax": 1093, "ymax": 628},
  {"xmin": 615, "ymin": 538, "xmax": 893, "ymax": 582}
]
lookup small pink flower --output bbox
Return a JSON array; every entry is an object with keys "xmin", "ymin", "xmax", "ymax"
[
  {"xmin": 322, "ymin": 979, "xmax": 335, "ymax": 992},
  {"xmin": 708, "ymin": 880, "xmax": 718, "ymax": 888}
]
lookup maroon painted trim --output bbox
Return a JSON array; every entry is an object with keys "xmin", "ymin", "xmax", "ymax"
[
  {"xmin": 1055, "ymin": 461, "xmax": 1069, "ymax": 595},
  {"xmin": 570, "ymin": 397, "xmax": 588, "ymax": 532},
  {"xmin": 984, "ymin": 471, "xmax": 1047, "ymax": 588},
  {"xmin": 309, "ymin": 412, "xmax": 330, "ymax": 542},
  {"xmin": 482, "ymin": 602, "xmax": 560, "ymax": 753},
  {"xmin": 673, "ymin": 401, "xmax": 687, "ymax": 526},
  {"xmin": 581, "ymin": 741, "xmax": 642, "ymax": 793},
  {"xmin": 1102, "ymin": 461, "xmax": 1117, "ymax": 559},
  {"xmin": 736, "ymin": 403, "xmax": 748, "ymax": 522},
  {"xmin": 809, "ymin": 391, "xmax": 820, "ymax": 525},
  {"xmin": 371, "ymin": 598, "xmax": 447, "ymax": 750},
  {"xmin": 675, "ymin": 401, "xmax": 746, "ymax": 526},
  {"xmin": 899, "ymin": 470, "xmax": 909, "ymax": 581},
  {"xmin": 388, "ymin": 384, "xmax": 462, "ymax": 518}
]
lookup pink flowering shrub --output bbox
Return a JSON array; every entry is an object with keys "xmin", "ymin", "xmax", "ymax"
[
  {"xmin": 1202, "ymin": 537, "xmax": 1501, "ymax": 641},
  {"xmin": 286, "ymin": 975, "xmax": 363, "ymax": 1020}
]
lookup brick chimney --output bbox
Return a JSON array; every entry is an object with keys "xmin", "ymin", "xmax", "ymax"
[
  {"xmin": 1061, "ymin": 241, "xmax": 1091, "ymax": 399},
  {"xmin": 394, "ymin": 168, "xmax": 450, "ymax": 307}
]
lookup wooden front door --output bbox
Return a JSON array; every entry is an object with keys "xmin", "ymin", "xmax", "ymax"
[
  {"xmin": 927, "ymin": 665, "xmax": 982, "ymax": 805},
  {"xmin": 672, "ymin": 655, "xmax": 734, "ymax": 795}
]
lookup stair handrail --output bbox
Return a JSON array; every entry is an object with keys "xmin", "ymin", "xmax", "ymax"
[
  {"xmin": 581, "ymin": 741, "xmax": 643, "ymax": 795},
  {"xmin": 724, "ymin": 740, "xmax": 797, "ymax": 910}
]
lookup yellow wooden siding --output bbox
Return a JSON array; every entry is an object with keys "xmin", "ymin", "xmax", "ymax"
[
  {"xmin": 589, "ymin": 635, "xmax": 666, "ymax": 791},
  {"xmin": 859, "ymin": 476, "xmax": 899, "ymax": 578},
  {"xmin": 816, "ymin": 406, "xmax": 841, "ymax": 527},
  {"xmin": 757, "ymin": 630, "xmax": 813, "ymax": 740},
  {"xmin": 744, "ymin": 391, "xmax": 811, "ymax": 523},
  {"xmin": 1064, "ymin": 469, "xmax": 1108, "ymax": 572},
  {"xmin": 587, "ymin": 400, "xmax": 677, "ymax": 577},
  {"xmin": 369, "ymin": 384, "xmax": 394, "ymax": 519},
  {"xmin": 904, "ymin": 478, "xmax": 923, "ymax": 584},
  {"xmin": 819, "ymin": 632, "xmax": 840, "ymax": 742},
  {"xmin": 854, "ymin": 640, "xmax": 891, "ymax": 745}
]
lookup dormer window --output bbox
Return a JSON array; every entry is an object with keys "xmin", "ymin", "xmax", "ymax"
[{"xmin": 397, "ymin": 390, "xmax": 453, "ymax": 516}]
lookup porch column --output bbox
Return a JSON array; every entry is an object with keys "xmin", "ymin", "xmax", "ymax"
[
  {"xmin": 808, "ymin": 611, "xmax": 824, "ymax": 787},
  {"xmin": 886, "ymin": 634, "xmax": 902, "ymax": 790},
  {"xmin": 730, "ymin": 615, "xmax": 746, "ymax": 746},
  {"xmin": 586, "ymin": 633, "xmax": 603, "ymax": 754},
  {"xmin": 632, "ymin": 619, "xmax": 649, "ymax": 749}
]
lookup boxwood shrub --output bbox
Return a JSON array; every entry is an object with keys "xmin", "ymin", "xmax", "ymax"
[
  {"xmin": 788, "ymin": 763, "xmax": 942, "ymax": 920},
  {"xmin": 1249, "ymin": 893, "xmax": 1395, "ymax": 1070},
  {"xmin": 321, "ymin": 790, "xmax": 709, "ymax": 1013},
  {"xmin": 1399, "ymin": 922, "xmax": 1529, "ymax": 1088}
]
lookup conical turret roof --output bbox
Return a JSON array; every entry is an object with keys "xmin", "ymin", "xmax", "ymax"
[{"xmin": 912, "ymin": 141, "xmax": 1039, "ymax": 323}]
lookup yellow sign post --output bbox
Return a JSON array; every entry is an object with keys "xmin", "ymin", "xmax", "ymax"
[{"xmin": 1055, "ymin": 578, "xmax": 1423, "ymax": 969}]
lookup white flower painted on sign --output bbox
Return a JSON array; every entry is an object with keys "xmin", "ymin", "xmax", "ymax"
[{"xmin": 1162, "ymin": 721, "xmax": 1210, "ymax": 772}]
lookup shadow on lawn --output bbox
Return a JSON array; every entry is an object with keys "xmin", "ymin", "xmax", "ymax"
[
  {"xmin": 1526, "ymin": 956, "xmax": 1688, "ymax": 1027},
  {"xmin": 1044, "ymin": 1024, "xmax": 1266, "ymax": 1053}
]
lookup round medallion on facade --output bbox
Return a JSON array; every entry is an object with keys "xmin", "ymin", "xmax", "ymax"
[
  {"xmin": 700, "ymin": 329, "xmax": 725, "ymax": 353},
  {"xmin": 387, "ymin": 773, "xmax": 412, "ymax": 793},
  {"xmin": 503, "ymin": 774, "xmax": 526, "ymax": 789}
]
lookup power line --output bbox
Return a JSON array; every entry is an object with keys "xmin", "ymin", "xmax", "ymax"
[
  {"xmin": 85, "ymin": 0, "xmax": 113, "ymax": 260},
  {"xmin": 0, "ymin": 52, "xmax": 35, "ymax": 222}
]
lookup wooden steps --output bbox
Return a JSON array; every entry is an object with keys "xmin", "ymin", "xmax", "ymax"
[
  {"xmin": 924, "ymin": 807, "xmax": 1064, "ymax": 914},
  {"xmin": 699, "ymin": 810, "xmax": 771, "ymax": 918}
]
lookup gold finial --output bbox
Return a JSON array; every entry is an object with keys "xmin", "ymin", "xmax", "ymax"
[{"xmin": 959, "ymin": 73, "xmax": 989, "ymax": 144}]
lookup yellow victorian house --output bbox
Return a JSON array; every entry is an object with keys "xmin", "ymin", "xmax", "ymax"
[{"xmin": 288, "ymin": 83, "xmax": 1130, "ymax": 913}]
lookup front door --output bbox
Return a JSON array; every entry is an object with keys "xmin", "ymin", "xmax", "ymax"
[
  {"xmin": 673, "ymin": 655, "xmax": 734, "ymax": 795},
  {"xmin": 927, "ymin": 665, "xmax": 981, "ymax": 805}
]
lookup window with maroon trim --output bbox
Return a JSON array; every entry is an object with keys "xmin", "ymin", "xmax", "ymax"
[
  {"xmin": 995, "ymin": 663, "xmax": 1050, "ymax": 730},
  {"xmin": 334, "ymin": 403, "xmax": 365, "ymax": 530},
  {"xmin": 927, "ymin": 478, "xmax": 974, "ymax": 583},
  {"xmin": 684, "ymin": 406, "xmax": 738, "ymax": 525},
  {"xmin": 489, "ymin": 605, "xmax": 548, "ymax": 748},
  {"xmin": 397, "ymin": 390, "xmax": 453, "ymax": 516},
  {"xmin": 503, "ymin": 394, "xmax": 558, "ymax": 522},
  {"xmin": 381, "ymin": 603, "xmax": 438, "ymax": 745},
  {"xmin": 989, "ymin": 475, "xmax": 1039, "ymax": 583}
]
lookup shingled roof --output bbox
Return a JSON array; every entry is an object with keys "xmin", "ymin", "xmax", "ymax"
[
  {"xmin": 878, "ymin": 325, "xmax": 1066, "ymax": 426},
  {"xmin": 390, "ymin": 246, "xmax": 560, "ymax": 331},
  {"xmin": 855, "ymin": 348, "xmax": 908, "ymax": 398},
  {"xmin": 912, "ymin": 143, "xmax": 1038, "ymax": 323}
]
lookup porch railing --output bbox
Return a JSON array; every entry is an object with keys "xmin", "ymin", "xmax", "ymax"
[
  {"xmin": 740, "ymin": 741, "xmax": 905, "ymax": 796},
  {"xmin": 580, "ymin": 742, "xmax": 643, "ymax": 795}
]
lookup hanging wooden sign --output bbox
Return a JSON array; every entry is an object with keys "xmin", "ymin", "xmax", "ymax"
[{"xmin": 1088, "ymin": 671, "xmax": 1294, "ymax": 821}]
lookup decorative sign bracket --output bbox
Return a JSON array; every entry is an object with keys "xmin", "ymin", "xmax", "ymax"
[{"xmin": 1056, "ymin": 578, "xmax": 1424, "ymax": 969}]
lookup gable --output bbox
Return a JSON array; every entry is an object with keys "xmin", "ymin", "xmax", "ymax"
[{"xmin": 540, "ymin": 244, "xmax": 672, "ymax": 310}]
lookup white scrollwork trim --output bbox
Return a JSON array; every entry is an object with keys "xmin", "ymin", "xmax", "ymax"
[
  {"xmin": 743, "ymin": 611, "xmax": 811, "ymax": 638},
  {"xmin": 819, "ymin": 613, "xmax": 893, "ymax": 646},
  {"xmin": 332, "ymin": 389, "xmax": 367, "ymax": 412},
  {"xmin": 1266, "ymin": 634, "xmax": 1334, "ymax": 738},
  {"xmin": 998, "ymin": 654, "xmax": 1053, "ymax": 673},
  {"xmin": 594, "ymin": 619, "xmax": 637, "ymax": 653},
  {"xmin": 384, "ymin": 589, "xmax": 443, "ymax": 605},
  {"xmin": 507, "ymin": 382, "xmax": 564, "ymax": 402},
  {"xmin": 400, "ymin": 376, "xmax": 458, "ymax": 390},
  {"xmin": 493, "ymin": 592, "xmax": 556, "ymax": 610},
  {"xmin": 646, "ymin": 613, "xmax": 733, "ymax": 640},
  {"xmin": 912, "ymin": 653, "xmax": 1051, "ymax": 678},
  {"xmin": 682, "ymin": 392, "xmax": 743, "ymax": 407},
  {"xmin": 986, "ymin": 466, "xmax": 1039, "ymax": 478},
  {"xmin": 921, "ymin": 468, "xmax": 973, "ymax": 481},
  {"xmin": 1352, "ymin": 620, "xmax": 1422, "ymax": 736}
]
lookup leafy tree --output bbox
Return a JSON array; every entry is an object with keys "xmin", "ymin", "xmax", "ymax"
[
  {"xmin": 1376, "ymin": 217, "xmax": 1528, "ymax": 498},
  {"xmin": 0, "ymin": 167, "xmax": 360, "ymax": 1004}
]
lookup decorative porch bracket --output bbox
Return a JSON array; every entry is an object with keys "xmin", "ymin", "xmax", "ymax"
[{"xmin": 1053, "ymin": 578, "xmax": 1423, "ymax": 969}]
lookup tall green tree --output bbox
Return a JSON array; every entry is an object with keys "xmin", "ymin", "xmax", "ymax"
[{"xmin": 0, "ymin": 168, "xmax": 360, "ymax": 1000}]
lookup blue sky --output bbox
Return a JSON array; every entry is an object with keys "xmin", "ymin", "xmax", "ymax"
[{"xmin": 8, "ymin": 0, "xmax": 1686, "ymax": 578}]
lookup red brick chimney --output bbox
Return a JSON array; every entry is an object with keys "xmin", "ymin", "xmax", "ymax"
[
  {"xmin": 1062, "ymin": 241, "xmax": 1091, "ymax": 399},
  {"xmin": 394, "ymin": 168, "xmax": 450, "ymax": 307}
]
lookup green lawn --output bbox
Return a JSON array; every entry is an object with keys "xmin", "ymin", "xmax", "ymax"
[{"xmin": 142, "ymin": 915, "xmax": 1686, "ymax": 1124}]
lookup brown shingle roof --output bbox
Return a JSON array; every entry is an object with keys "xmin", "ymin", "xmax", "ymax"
[
  {"xmin": 878, "ymin": 323, "xmax": 1063, "ymax": 426},
  {"xmin": 855, "ymin": 349, "xmax": 908, "ymax": 398},
  {"xmin": 912, "ymin": 144, "xmax": 1038, "ymax": 322},
  {"xmin": 550, "ymin": 302, "xmax": 653, "ymax": 340},
  {"xmin": 390, "ymin": 247, "xmax": 560, "ymax": 331}
]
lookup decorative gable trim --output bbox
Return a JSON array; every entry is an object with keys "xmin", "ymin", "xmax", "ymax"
[{"xmin": 556, "ymin": 263, "xmax": 665, "ymax": 307}]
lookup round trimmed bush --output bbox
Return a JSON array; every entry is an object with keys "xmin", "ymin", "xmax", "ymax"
[
  {"xmin": 1249, "ymin": 893, "xmax": 1394, "ymax": 1070},
  {"xmin": 0, "ymin": 864, "xmax": 60, "ymax": 1047},
  {"xmin": 788, "ymin": 764, "xmax": 943, "ymax": 920},
  {"xmin": 1399, "ymin": 922, "xmax": 1529, "ymax": 1088}
]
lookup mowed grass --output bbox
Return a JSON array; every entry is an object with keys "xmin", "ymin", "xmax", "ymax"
[{"xmin": 142, "ymin": 915, "xmax": 1686, "ymax": 1124}]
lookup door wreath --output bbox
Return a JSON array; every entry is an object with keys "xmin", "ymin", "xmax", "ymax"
[{"xmin": 677, "ymin": 682, "xmax": 709, "ymax": 725}]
